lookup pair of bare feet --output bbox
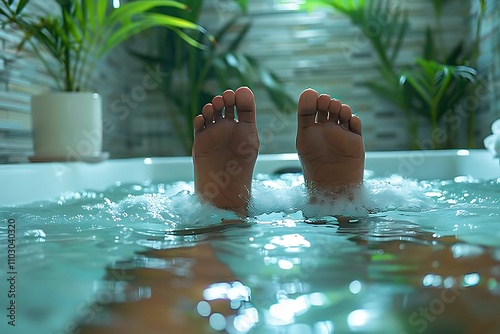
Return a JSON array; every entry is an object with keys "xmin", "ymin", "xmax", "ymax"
[{"xmin": 192, "ymin": 87, "xmax": 365, "ymax": 216}]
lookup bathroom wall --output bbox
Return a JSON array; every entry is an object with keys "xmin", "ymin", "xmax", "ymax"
[
  {"xmin": 102, "ymin": 0, "xmax": 475, "ymax": 156},
  {"xmin": 474, "ymin": 0, "xmax": 500, "ymax": 143},
  {"xmin": 0, "ymin": 1, "xmax": 56, "ymax": 163},
  {"xmin": 0, "ymin": 26, "xmax": 51, "ymax": 163},
  {"xmin": 0, "ymin": 0, "xmax": 497, "ymax": 162}
]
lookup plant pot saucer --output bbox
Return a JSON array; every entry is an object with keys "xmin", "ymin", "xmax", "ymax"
[{"xmin": 29, "ymin": 152, "xmax": 110, "ymax": 163}]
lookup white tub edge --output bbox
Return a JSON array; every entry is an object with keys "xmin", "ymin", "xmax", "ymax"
[{"xmin": 1, "ymin": 149, "xmax": 499, "ymax": 207}]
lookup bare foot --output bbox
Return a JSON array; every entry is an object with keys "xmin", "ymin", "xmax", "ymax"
[
  {"xmin": 296, "ymin": 89, "xmax": 365, "ymax": 196},
  {"xmin": 192, "ymin": 87, "xmax": 259, "ymax": 216}
]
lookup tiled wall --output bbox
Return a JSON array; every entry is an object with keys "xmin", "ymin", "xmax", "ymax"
[
  {"xmin": 474, "ymin": 0, "xmax": 500, "ymax": 142},
  {"xmin": 0, "ymin": 25, "xmax": 53, "ymax": 163},
  {"xmin": 0, "ymin": 0, "xmax": 498, "ymax": 162}
]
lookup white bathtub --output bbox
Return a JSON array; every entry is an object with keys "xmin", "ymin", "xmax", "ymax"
[{"xmin": 1, "ymin": 149, "xmax": 499, "ymax": 207}]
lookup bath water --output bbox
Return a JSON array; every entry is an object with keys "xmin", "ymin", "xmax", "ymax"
[{"xmin": 1, "ymin": 173, "xmax": 499, "ymax": 333}]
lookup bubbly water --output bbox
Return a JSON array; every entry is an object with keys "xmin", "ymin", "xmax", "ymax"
[{"xmin": 1, "ymin": 174, "xmax": 499, "ymax": 333}]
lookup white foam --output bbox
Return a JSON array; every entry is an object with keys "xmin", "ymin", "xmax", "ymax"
[
  {"xmin": 5, "ymin": 174, "xmax": 446, "ymax": 233},
  {"xmin": 249, "ymin": 174, "xmax": 435, "ymax": 220},
  {"xmin": 110, "ymin": 174, "xmax": 438, "ymax": 227}
]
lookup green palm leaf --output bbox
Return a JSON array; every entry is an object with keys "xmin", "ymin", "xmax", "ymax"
[
  {"xmin": 106, "ymin": 0, "xmax": 188, "ymax": 27},
  {"xmin": 15, "ymin": 0, "xmax": 29, "ymax": 14},
  {"xmin": 96, "ymin": 0, "xmax": 107, "ymax": 27},
  {"xmin": 0, "ymin": 0, "xmax": 208, "ymax": 91}
]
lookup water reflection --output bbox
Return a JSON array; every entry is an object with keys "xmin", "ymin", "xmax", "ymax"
[
  {"xmin": 347, "ymin": 309, "xmax": 370, "ymax": 329},
  {"xmin": 76, "ymin": 216, "xmax": 500, "ymax": 334}
]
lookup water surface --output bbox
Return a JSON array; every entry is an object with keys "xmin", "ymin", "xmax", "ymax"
[{"xmin": 1, "ymin": 174, "xmax": 499, "ymax": 333}]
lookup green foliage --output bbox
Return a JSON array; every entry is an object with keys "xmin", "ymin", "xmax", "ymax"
[
  {"xmin": 401, "ymin": 60, "xmax": 477, "ymax": 133},
  {"xmin": 302, "ymin": 0, "xmax": 485, "ymax": 148},
  {"xmin": 300, "ymin": 0, "xmax": 409, "ymax": 71},
  {"xmin": 131, "ymin": 0, "xmax": 296, "ymax": 153},
  {"xmin": 0, "ymin": 0, "xmax": 206, "ymax": 91},
  {"xmin": 401, "ymin": 1, "xmax": 484, "ymax": 148}
]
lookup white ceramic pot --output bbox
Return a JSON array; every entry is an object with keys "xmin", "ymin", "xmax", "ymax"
[{"xmin": 30, "ymin": 92, "xmax": 103, "ymax": 161}]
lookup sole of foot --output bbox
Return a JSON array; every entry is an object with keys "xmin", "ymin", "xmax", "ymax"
[
  {"xmin": 192, "ymin": 87, "xmax": 260, "ymax": 216},
  {"xmin": 296, "ymin": 88, "xmax": 365, "ymax": 196}
]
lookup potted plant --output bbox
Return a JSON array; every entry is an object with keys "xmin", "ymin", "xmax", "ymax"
[{"xmin": 0, "ymin": 0, "xmax": 206, "ymax": 161}]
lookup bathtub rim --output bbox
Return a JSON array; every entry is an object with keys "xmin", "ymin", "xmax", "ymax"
[{"xmin": 1, "ymin": 149, "xmax": 498, "ymax": 207}]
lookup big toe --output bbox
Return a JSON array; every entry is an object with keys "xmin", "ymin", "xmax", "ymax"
[
  {"xmin": 235, "ymin": 87, "xmax": 256, "ymax": 123},
  {"xmin": 298, "ymin": 88, "xmax": 319, "ymax": 129}
]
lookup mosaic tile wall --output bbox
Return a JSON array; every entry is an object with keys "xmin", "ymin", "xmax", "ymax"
[
  {"xmin": 474, "ymin": 0, "xmax": 500, "ymax": 143},
  {"xmin": 0, "ymin": 28, "xmax": 53, "ymax": 163},
  {"xmin": 0, "ymin": 0, "xmax": 498, "ymax": 162}
]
